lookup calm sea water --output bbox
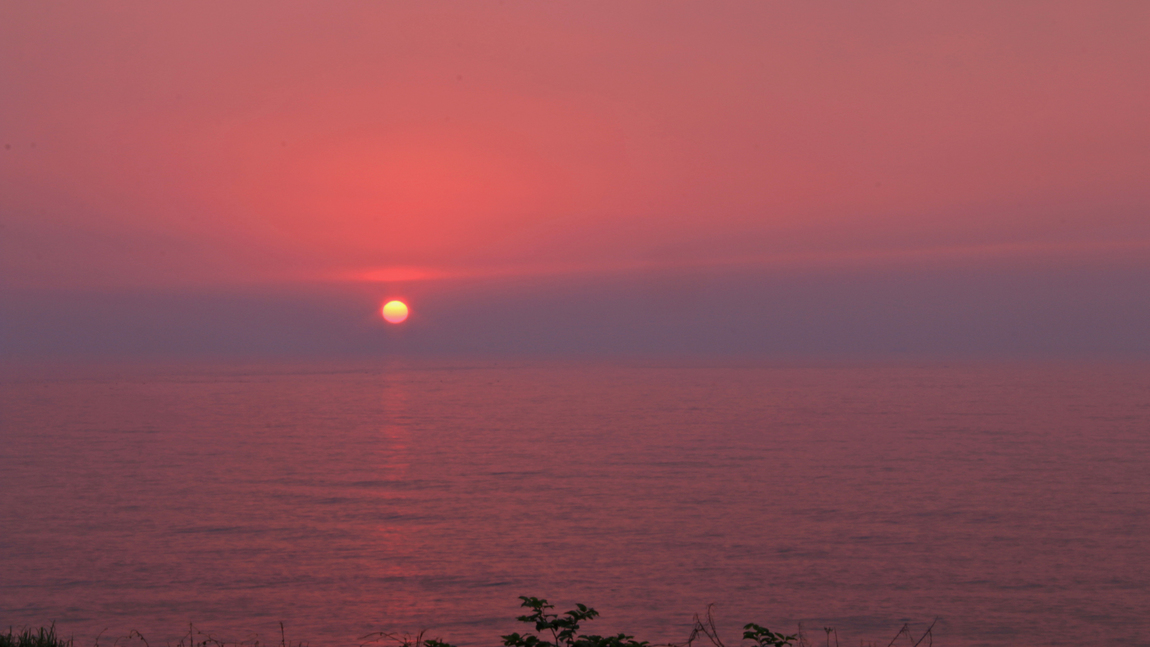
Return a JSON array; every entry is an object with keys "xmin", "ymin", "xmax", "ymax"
[{"xmin": 1, "ymin": 361, "xmax": 1148, "ymax": 646}]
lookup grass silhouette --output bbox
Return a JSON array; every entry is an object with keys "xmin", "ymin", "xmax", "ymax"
[
  {"xmin": 6, "ymin": 597, "xmax": 934, "ymax": 647},
  {"xmin": 1, "ymin": 625, "xmax": 72, "ymax": 647}
]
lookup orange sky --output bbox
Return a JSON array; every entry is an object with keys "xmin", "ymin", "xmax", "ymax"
[{"xmin": 1, "ymin": 1, "xmax": 1148, "ymax": 292}]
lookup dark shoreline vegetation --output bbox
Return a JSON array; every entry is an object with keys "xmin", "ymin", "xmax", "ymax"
[{"xmin": 4, "ymin": 597, "xmax": 936, "ymax": 647}]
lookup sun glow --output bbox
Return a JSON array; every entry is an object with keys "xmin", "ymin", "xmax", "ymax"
[{"xmin": 382, "ymin": 300, "xmax": 409, "ymax": 324}]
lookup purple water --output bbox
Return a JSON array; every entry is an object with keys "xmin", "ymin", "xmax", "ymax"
[{"xmin": 2, "ymin": 361, "xmax": 1148, "ymax": 646}]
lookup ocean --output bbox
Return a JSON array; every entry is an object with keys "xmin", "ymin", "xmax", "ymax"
[{"xmin": 2, "ymin": 361, "xmax": 1148, "ymax": 646}]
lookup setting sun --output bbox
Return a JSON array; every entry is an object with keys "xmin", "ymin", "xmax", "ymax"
[{"xmin": 381, "ymin": 300, "xmax": 409, "ymax": 324}]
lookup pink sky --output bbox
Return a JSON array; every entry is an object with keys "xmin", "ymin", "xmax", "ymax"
[{"xmin": 2, "ymin": 0, "xmax": 1146, "ymax": 293}]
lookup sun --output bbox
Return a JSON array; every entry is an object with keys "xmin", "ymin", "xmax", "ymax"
[{"xmin": 381, "ymin": 300, "xmax": 409, "ymax": 324}]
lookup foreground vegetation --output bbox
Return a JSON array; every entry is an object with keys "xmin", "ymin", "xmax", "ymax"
[
  {"xmin": 1, "ymin": 626, "xmax": 72, "ymax": 647},
  {"xmin": 4, "ymin": 596, "xmax": 934, "ymax": 647}
]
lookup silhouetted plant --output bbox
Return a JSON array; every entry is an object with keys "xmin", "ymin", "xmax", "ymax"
[
  {"xmin": 0, "ymin": 625, "xmax": 72, "ymax": 647},
  {"xmin": 739, "ymin": 624, "xmax": 795, "ymax": 647},
  {"xmin": 500, "ymin": 596, "xmax": 649, "ymax": 647}
]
